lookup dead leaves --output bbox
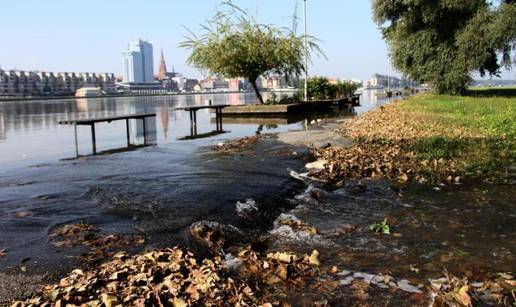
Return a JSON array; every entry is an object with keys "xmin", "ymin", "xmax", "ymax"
[
  {"xmin": 11, "ymin": 248, "xmax": 257, "ymax": 307},
  {"xmin": 311, "ymin": 122, "xmax": 463, "ymax": 185},
  {"xmin": 214, "ymin": 135, "xmax": 261, "ymax": 153},
  {"xmin": 235, "ymin": 247, "xmax": 334, "ymax": 302},
  {"xmin": 430, "ymin": 271, "xmax": 516, "ymax": 306},
  {"xmin": 50, "ymin": 223, "xmax": 145, "ymax": 263}
]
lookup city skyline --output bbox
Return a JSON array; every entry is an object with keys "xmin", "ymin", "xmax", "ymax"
[{"xmin": 0, "ymin": 0, "xmax": 513, "ymax": 80}]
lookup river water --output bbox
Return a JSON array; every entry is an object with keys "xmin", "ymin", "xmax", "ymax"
[{"xmin": 0, "ymin": 92, "xmax": 387, "ymax": 270}]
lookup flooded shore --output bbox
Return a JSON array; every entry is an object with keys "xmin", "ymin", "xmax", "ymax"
[
  {"xmin": 2, "ymin": 92, "xmax": 513, "ymax": 305},
  {"xmin": 0, "ymin": 92, "xmax": 388, "ymax": 303}
]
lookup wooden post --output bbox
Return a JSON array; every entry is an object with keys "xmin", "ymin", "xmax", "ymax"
[
  {"xmin": 215, "ymin": 109, "xmax": 219, "ymax": 131},
  {"xmin": 91, "ymin": 123, "xmax": 97, "ymax": 155},
  {"xmin": 74, "ymin": 123, "xmax": 79, "ymax": 157},
  {"xmin": 142, "ymin": 117, "xmax": 147, "ymax": 145},
  {"xmin": 126, "ymin": 118, "xmax": 130, "ymax": 147},
  {"xmin": 216, "ymin": 108, "xmax": 222, "ymax": 131},
  {"xmin": 189, "ymin": 110, "xmax": 193, "ymax": 127},
  {"xmin": 193, "ymin": 111, "xmax": 197, "ymax": 128}
]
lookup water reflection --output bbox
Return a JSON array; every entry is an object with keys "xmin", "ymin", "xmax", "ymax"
[
  {"xmin": 0, "ymin": 90, "xmax": 394, "ymax": 276},
  {"xmin": 0, "ymin": 90, "xmax": 390, "ymax": 170}
]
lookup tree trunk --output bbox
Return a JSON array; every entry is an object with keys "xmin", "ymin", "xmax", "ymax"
[{"xmin": 250, "ymin": 79, "xmax": 264, "ymax": 104}]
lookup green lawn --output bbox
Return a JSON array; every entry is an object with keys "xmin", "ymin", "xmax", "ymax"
[
  {"xmin": 401, "ymin": 94, "xmax": 515, "ymax": 177},
  {"xmin": 403, "ymin": 94, "xmax": 516, "ymax": 138}
]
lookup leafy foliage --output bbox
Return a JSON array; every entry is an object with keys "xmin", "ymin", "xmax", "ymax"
[
  {"xmin": 372, "ymin": 0, "xmax": 516, "ymax": 94},
  {"xmin": 181, "ymin": 1, "xmax": 323, "ymax": 104},
  {"xmin": 303, "ymin": 77, "xmax": 358, "ymax": 100},
  {"xmin": 333, "ymin": 80, "xmax": 359, "ymax": 99},
  {"xmin": 306, "ymin": 77, "xmax": 334, "ymax": 100},
  {"xmin": 265, "ymin": 93, "xmax": 301, "ymax": 105},
  {"xmin": 369, "ymin": 219, "xmax": 390, "ymax": 234}
]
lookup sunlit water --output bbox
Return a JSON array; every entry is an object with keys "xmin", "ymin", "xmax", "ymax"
[{"xmin": 0, "ymin": 91, "xmax": 391, "ymax": 271}]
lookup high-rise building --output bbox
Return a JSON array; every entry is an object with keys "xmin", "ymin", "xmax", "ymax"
[{"xmin": 122, "ymin": 39, "xmax": 154, "ymax": 83}]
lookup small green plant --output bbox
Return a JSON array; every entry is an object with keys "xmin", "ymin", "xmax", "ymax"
[
  {"xmin": 266, "ymin": 92, "xmax": 278, "ymax": 104},
  {"xmin": 369, "ymin": 218, "xmax": 390, "ymax": 234}
]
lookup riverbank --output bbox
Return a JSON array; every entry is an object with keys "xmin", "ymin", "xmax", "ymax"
[
  {"xmin": 311, "ymin": 94, "xmax": 515, "ymax": 185},
  {"xmin": 0, "ymin": 89, "xmax": 297, "ymax": 103}
]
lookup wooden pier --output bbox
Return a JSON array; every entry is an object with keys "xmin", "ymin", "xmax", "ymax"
[
  {"xmin": 58, "ymin": 113, "xmax": 156, "ymax": 156},
  {"xmin": 175, "ymin": 105, "xmax": 230, "ymax": 139}
]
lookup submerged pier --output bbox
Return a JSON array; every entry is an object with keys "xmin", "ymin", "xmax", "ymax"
[{"xmin": 58, "ymin": 113, "xmax": 156, "ymax": 156}]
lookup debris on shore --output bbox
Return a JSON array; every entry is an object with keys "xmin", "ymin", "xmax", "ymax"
[
  {"xmin": 11, "ymin": 243, "xmax": 514, "ymax": 306},
  {"xmin": 214, "ymin": 136, "xmax": 261, "ymax": 153},
  {"xmin": 10, "ymin": 248, "xmax": 257, "ymax": 306},
  {"xmin": 50, "ymin": 223, "xmax": 145, "ymax": 263}
]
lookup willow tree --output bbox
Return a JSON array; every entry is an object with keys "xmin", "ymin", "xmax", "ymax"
[
  {"xmin": 180, "ymin": 1, "xmax": 323, "ymax": 104},
  {"xmin": 372, "ymin": 0, "xmax": 516, "ymax": 94}
]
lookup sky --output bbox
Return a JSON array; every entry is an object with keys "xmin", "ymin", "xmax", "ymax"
[{"xmin": 0, "ymin": 0, "xmax": 513, "ymax": 81}]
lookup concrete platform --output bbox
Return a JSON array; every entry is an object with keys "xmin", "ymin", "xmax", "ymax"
[
  {"xmin": 222, "ymin": 100, "xmax": 334, "ymax": 115},
  {"xmin": 277, "ymin": 129, "xmax": 352, "ymax": 148}
]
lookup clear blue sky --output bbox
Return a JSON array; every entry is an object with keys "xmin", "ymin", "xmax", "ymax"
[{"xmin": 0, "ymin": 0, "xmax": 513, "ymax": 80}]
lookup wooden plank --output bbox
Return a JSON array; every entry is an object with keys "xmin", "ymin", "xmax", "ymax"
[
  {"xmin": 58, "ymin": 113, "xmax": 156, "ymax": 125},
  {"xmin": 175, "ymin": 105, "xmax": 234, "ymax": 112}
]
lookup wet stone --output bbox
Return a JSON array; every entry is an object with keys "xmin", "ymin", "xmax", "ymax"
[{"xmin": 189, "ymin": 220, "xmax": 245, "ymax": 251}]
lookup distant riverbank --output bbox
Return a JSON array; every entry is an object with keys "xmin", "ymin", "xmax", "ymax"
[{"xmin": 0, "ymin": 89, "xmax": 297, "ymax": 103}]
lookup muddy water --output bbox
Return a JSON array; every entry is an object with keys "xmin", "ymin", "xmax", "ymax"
[{"xmin": 282, "ymin": 180, "xmax": 515, "ymax": 276}]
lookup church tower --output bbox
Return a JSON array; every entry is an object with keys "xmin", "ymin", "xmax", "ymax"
[{"xmin": 157, "ymin": 49, "xmax": 168, "ymax": 80}]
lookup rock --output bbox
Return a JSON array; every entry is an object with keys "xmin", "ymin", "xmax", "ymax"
[
  {"xmin": 397, "ymin": 279, "xmax": 423, "ymax": 293},
  {"xmin": 305, "ymin": 160, "xmax": 328, "ymax": 171},
  {"xmin": 189, "ymin": 221, "xmax": 245, "ymax": 251}
]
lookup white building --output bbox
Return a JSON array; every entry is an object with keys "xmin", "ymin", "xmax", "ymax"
[
  {"xmin": 0, "ymin": 69, "xmax": 116, "ymax": 97},
  {"xmin": 122, "ymin": 39, "xmax": 154, "ymax": 83}
]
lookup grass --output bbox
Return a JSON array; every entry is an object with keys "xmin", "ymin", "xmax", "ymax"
[
  {"xmin": 402, "ymin": 94, "xmax": 515, "ymax": 177},
  {"xmin": 402, "ymin": 94, "xmax": 516, "ymax": 137}
]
